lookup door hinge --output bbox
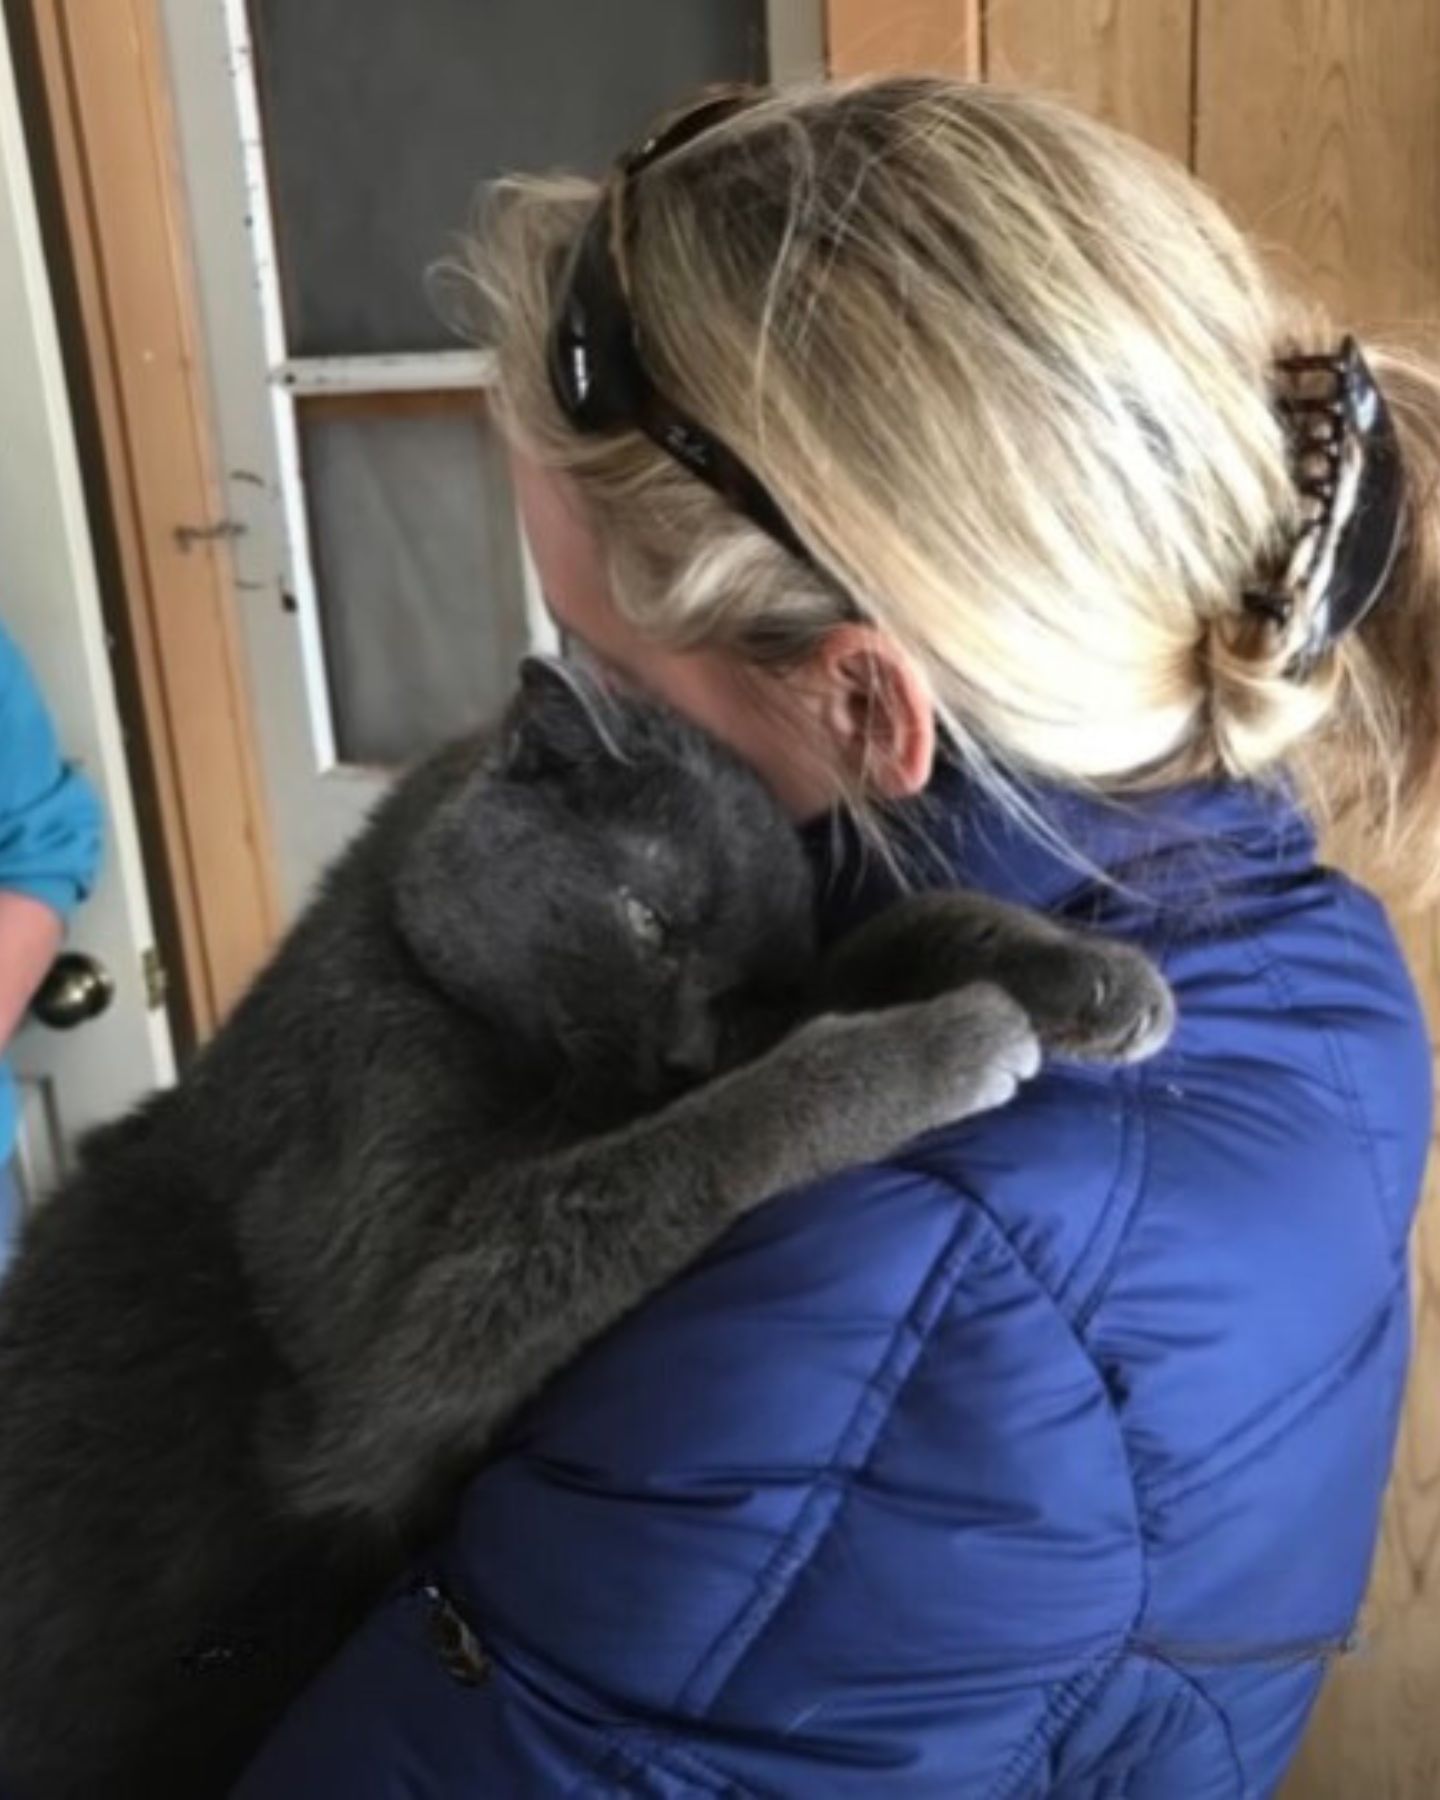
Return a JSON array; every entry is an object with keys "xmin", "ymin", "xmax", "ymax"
[{"xmin": 141, "ymin": 946, "xmax": 169, "ymax": 1011}]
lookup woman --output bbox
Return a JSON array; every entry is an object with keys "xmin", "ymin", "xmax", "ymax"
[{"xmin": 239, "ymin": 78, "xmax": 1436, "ymax": 1795}]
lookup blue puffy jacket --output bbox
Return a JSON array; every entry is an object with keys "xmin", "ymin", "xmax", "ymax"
[{"xmin": 237, "ymin": 768, "xmax": 1432, "ymax": 1798}]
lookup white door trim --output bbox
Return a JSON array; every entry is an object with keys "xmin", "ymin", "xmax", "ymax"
[{"xmin": 767, "ymin": 0, "xmax": 826, "ymax": 81}]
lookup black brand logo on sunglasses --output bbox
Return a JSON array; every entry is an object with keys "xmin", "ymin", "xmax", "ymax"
[{"xmin": 662, "ymin": 422, "xmax": 713, "ymax": 472}]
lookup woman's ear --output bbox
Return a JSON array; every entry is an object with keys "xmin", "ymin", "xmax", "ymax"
[{"xmin": 803, "ymin": 626, "xmax": 936, "ymax": 801}]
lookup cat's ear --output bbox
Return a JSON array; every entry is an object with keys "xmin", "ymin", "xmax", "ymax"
[{"xmin": 503, "ymin": 656, "xmax": 629, "ymax": 778}]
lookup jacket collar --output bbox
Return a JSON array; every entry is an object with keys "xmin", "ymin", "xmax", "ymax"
[{"xmin": 802, "ymin": 757, "xmax": 1319, "ymax": 941}]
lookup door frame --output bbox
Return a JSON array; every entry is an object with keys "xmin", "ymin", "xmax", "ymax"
[
  {"xmin": 0, "ymin": 0, "xmax": 175, "ymax": 1181},
  {"xmin": 11, "ymin": 0, "xmax": 280, "ymax": 1041}
]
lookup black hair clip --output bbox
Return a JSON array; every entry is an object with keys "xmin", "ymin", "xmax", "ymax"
[{"xmin": 1243, "ymin": 336, "xmax": 1406, "ymax": 679}]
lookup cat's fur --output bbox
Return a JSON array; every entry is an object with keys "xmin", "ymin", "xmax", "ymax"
[{"xmin": 0, "ymin": 663, "xmax": 1171, "ymax": 1798}]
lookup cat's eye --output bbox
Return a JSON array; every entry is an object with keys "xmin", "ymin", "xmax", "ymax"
[{"xmin": 619, "ymin": 889, "xmax": 667, "ymax": 949}]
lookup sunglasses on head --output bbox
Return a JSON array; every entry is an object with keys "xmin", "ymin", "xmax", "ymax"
[{"xmin": 547, "ymin": 88, "xmax": 834, "ymax": 583}]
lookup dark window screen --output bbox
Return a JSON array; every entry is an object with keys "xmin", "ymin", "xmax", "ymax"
[{"xmin": 248, "ymin": 0, "xmax": 768, "ymax": 356}]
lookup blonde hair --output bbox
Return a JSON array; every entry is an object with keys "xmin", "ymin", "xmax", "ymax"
[{"xmin": 471, "ymin": 76, "xmax": 1440, "ymax": 901}]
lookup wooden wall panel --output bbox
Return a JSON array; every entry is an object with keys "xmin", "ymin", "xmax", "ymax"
[
  {"xmin": 1195, "ymin": 0, "xmax": 1440, "ymax": 324},
  {"xmin": 984, "ymin": 0, "xmax": 1193, "ymax": 163},
  {"xmin": 826, "ymin": 0, "xmax": 980, "ymax": 78},
  {"xmin": 1193, "ymin": 8, "xmax": 1440, "ymax": 1794}
]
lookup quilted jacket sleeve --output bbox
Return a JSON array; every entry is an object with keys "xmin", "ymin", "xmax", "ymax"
[{"xmin": 239, "ymin": 1151, "xmax": 1146, "ymax": 1798}]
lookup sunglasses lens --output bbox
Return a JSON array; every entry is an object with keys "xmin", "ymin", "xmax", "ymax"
[
  {"xmin": 549, "ymin": 212, "xmax": 631, "ymax": 430},
  {"xmin": 622, "ymin": 88, "xmax": 756, "ymax": 175},
  {"xmin": 549, "ymin": 287, "xmax": 599, "ymax": 425},
  {"xmin": 543, "ymin": 86, "xmax": 837, "ymax": 595},
  {"xmin": 552, "ymin": 89, "xmax": 757, "ymax": 431}
]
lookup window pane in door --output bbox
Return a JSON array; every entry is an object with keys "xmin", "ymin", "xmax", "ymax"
[
  {"xmin": 248, "ymin": 0, "xmax": 768, "ymax": 356},
  {"xmin": 298, "ymin": 395, "xmax": 530, "ymax": 767}
]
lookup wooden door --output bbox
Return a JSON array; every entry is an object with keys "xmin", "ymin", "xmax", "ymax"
[
  {"xmin": 827, "ymin": 4, "xmax": 1440, "ymax": 1795},
  {"xmin": 0, "ymin": 4, "xmax": 175, "ymax": 1187}
]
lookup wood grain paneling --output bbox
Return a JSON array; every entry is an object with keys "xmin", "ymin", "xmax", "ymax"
[
  {"xmin": 826, "ymin": 0, "xmax": 980, "ymax": 78},
  {"xmin": 984, "ymin": 0, "xmax": 1194, "ymax": 163},
  {"xmin": 1191, "ymin": 8, "xmax": 1440, "ymax": 1793},
  {"xmin": 1195, "ymin": 0, "xmax": 1440, "ymax": 324}
]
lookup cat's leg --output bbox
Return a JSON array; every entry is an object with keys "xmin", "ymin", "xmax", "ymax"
[
  {"xmin": 816, "ymin": 891, "xmax": 1175, "ymax": 1063},
  {"xmin": 274, "ymin": 983, "xmax": 1040, "ymax": 1525}
]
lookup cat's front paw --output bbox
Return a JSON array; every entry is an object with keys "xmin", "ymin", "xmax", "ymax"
[
  {"xmin": 1001, "ymin": 935, "xmax": 1175, "ymax": 1064},
  {"xmin": 774, "ymin": 984, "xmax": 1041, "ymax": 1171},
  {"xmin": 902, "ymin": 983, "xmax": 1043, "ymax": 1129}
]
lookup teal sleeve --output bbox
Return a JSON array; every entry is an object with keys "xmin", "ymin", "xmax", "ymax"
[{"xmin": 0, "ymin": 621, "xmax": 102, "ymax": 921}]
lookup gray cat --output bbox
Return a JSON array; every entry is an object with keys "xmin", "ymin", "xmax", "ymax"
[{"xmin": 0, "ymin": 661, "xmax": 1171, "ymax": 1798}]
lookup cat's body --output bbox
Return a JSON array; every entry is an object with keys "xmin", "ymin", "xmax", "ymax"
[{"xmin": 0, "ymin": 666, "xmax": 1170, "ymax": 1798}]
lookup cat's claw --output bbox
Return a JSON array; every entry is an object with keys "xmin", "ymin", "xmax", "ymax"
[{"xmin": 1005, "ymin": 938, "xmax": 1175, "ymax": 1064}]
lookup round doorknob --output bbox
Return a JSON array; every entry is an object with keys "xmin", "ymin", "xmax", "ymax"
[{"xmin": 32, "ymin": 952, "xmax": 115, "ymax": 1030}]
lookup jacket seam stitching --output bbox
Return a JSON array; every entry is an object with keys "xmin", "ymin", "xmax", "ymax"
[
  {"xmin": 1143, "ymin": 1271, "xmax": 1405, "ymax": 1512},
  {"xmin": 675, "ymin": 1162, "xmax": 1150, "ymax": 1781},
  {"xmin": 984, "ymin": 1645, "xmax": 1250, "ymax": 1800},
  {"xmin": 1129, "ymin": 1647, "xmax": 1249, "ymax": 1799},
  {"xmin": 1231, "ymin": 916, "xmax": 1397, "ymax": 1270},
  {"xmin": 580, "ymin": 1724, "xmax": 762, "ymax": 1797},
  {"xmin": 1056, "ymin": 934, "xmax": 1175, "ymax": 1332},
  {"xmin": 1072, "ymin": 1062, "xmax": 1153, "ymax": 1338},
  {"xmin": 982, "ymin": 1649, "xmax": 1128, "ymax": 1800},
  {"xmin": 673, "ymin": 1177, "xmax": 984, "ymax": 1718}
]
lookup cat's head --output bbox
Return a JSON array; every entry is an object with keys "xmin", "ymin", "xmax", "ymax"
[{"xmin": 393, "ymin": 659, "xmax": 816, "ymax": 1100}]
